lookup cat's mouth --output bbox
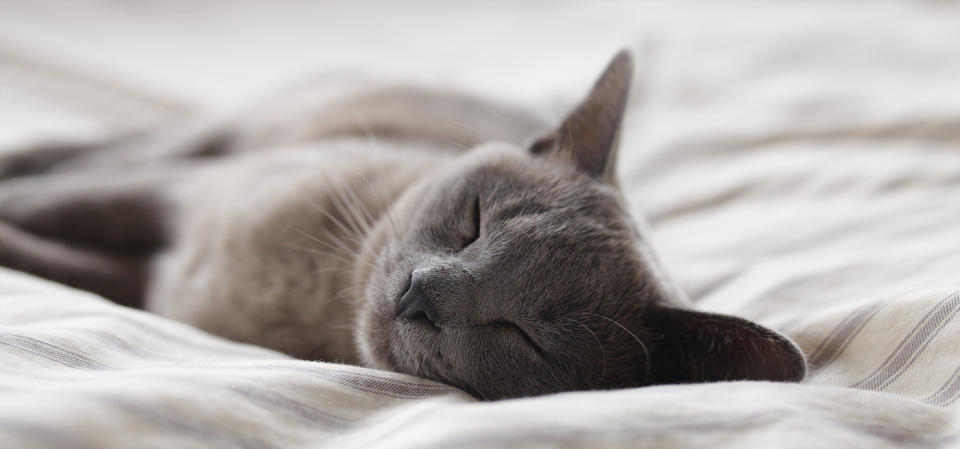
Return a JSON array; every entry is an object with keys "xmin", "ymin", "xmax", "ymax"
[
  {"xmin": 381, "ymin": 278, "xmax": 465, "ymax": 389},
  {"xmin": 386, "ymin": 316, "xmax": 456, "ymax": 388}
]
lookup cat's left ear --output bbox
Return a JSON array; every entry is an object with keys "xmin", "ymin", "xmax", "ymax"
[
  {"xmin": 642, "ymin": 306, "xmax": 808, "ymax": 384},
  {"xmin": 530, "ymin": 50, "xmax": 633, "ymax": 182}
]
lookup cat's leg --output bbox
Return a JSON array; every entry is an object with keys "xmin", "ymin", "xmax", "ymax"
[
  {"xmin": 0, "ymin": 168, "xmax": 180, "ymax": 251},
  {"xmin": 0, "ymin": 222, "xmax": 147, "ymax": 306},
  {"xmin": 0, "ymin": 131, "xmax": 147, "ymax": 179},
  {"xmin": 0, "ymin": 168, "xmax": 182, "ymax": 305},
  {"xmin": 0, "ymin": 118, "xmax": 232, "ymax": 180}
]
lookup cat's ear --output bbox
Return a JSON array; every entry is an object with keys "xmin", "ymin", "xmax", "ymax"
[
  {"xmin": 643, "ymin": 306, "xmax": 807, "ymax": 384},
  {"xmin": 530, "ymin": 50, "xmax": 633, "ymax": 181}
]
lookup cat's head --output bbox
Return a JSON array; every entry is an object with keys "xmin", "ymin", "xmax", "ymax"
[{"xmin": 354, "ymin": 51, "xmax": 806, "ymax": 400}]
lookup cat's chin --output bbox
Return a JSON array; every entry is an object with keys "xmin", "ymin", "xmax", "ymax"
[
  {"xmin": 356, "ymin": 300, "xmax": 462, "ymax": 387},
  {"xmin": 353, "ymin": 303, "xmax": 394, "ymax": 371},
  {"xmin": 354, "ymin": 293, "xmax": 428, "ymax": 378}
]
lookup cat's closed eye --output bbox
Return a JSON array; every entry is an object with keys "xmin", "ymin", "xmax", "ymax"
[
  {"xmin": 460, "ymin": 196, "xmax": 481, "ymax": 248},
  {"xmin": 491, "ymin": 320, "xmax": 545, "ymax": 358}
]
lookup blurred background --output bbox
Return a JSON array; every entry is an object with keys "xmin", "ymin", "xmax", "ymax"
[
  {"xmin": 0, "ymin": 0, "xmax": 652, "ymax": 147},
  {"xmin": 3, "ymin": 1, "xmax": 956, "ymax": 152}
]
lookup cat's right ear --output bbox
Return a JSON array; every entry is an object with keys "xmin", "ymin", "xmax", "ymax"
[{"xmin": 529, "ymin": 50, "xmax": 633, "ymax": 182}]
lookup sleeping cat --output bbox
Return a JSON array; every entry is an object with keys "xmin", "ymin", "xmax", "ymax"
[{"xmin": 0, "ymin": 51, "xmax": 806, "ymax": 400}]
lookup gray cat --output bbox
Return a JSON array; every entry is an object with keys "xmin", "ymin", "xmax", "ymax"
[{"xmin": 0, "ymin": 51, "xmax": 806, "ymax": 400}]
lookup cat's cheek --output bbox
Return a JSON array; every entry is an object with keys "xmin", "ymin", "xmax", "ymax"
[
  {"xmin": 352, "ymin": 289, "xmax": 396, "ymax": 370},
  {"xmin": 355, "ymin": 323, "xmax": 397, "ymax": 370},
  {"xmin": 353, "ymin": 313, "xmax": 383, "ymax": 369}
]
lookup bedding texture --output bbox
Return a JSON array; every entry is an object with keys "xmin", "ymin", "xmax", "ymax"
[{"xmin": 2, "ymin": 2, "xmax": 960, "ymax": 448}]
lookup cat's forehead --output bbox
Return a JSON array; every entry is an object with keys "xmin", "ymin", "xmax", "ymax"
[
  {"xmin": 450, "ymin": 148, "xmax": 646, "ymax": 310},
  {"xmin": 489, "ymin": 215, "xmax": 643, "ymax": 299},
  {"xmin": 451, "ymin": 144, "xmax": 614, "ymax": 206}
]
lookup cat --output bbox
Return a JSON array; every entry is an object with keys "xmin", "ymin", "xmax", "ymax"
[{"xmin": 0, "ymin": 50, "xmax": 806, "ymax": 400}]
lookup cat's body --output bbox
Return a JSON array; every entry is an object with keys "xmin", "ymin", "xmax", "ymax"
[
  {"xmin": 152, "ymin": 145, "xmax": 418, "ymax": 363},
  {"xmin": 0, "ymin": 52, "xmax": 806, "ymax": 399}
]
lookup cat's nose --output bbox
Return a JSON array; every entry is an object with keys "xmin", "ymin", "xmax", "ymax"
[{"xmin": 396, "ymin": 276, "xmax": 440, "ymax": 326}]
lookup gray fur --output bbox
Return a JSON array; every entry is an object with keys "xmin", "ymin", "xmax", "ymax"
[{"xmin": 0, "ymin": 51, "xmax": 806, "ymax": 400}]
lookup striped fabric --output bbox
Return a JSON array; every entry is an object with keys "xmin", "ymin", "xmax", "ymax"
[
  {"xmin": 2, "ymin": 268, "xmax": 958, "ymax": 448},
  {"xmin": 3, "ymin": 2, "xmax": 960, "ymax": 448}
]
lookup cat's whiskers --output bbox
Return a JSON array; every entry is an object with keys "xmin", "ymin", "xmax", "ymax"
[
  {"xmin": 327, "ymin": 322, "xmax": 358, "ymax": 333},
  {"xmin": 308, "ymin": 192, "xmax": 364, "ymax": 249},
  {"xmin": 342, "ymin": 179, "xmax": 373, "ymax": 238},
  {"xmin": 338, "ymin": 176, "xmax": 377, "ymax": 233},
  {"xmin": 340, "ymin": 186, "xmax": 380, "ymax": 250},
  {"xmin": 282, "ymin": 242, "xmax": 325, "ymax": 256},
  {"xmin": 331, "ymin": 283, "xmax": 364, "ymax": 303},
  {"xmin": 283, "ymin": 242, "xmax": 366, "ymax": 274},
  {"xmin": 295, "ymin": 228, "xmax": 375, "ymax": 270},
  {"xmin": 298, "ymin": 179, "xmax": 385, "ymax": 303},
  {"xmin": 285, "ymin": 241, "xmax": 357, "ymax": 270},
  {"xmin": 329, "ymin": 179, "xmax": 368, "ymax": 242},
  {"xmin": 574, "ymin": 320, "xmax": 607, "ymax": 387},
  {"xmin": 582, "ymin": 312, "xmax": 649, "ymax": 377},
  {"xmin": 296, "ymin": 228, "xmax": 353, "ymax": 261},
  {"xmin": 381, "ymin": 201, "xmax": 402, "ymax": 240},
  {"xmin": 352, "ymin": 117, "xmax": 402, "ymax": 238},
  {"xmin": 311, "ymin": 266, "xmax": 348, "ymax": 276},
  {"xmin": 359, "ymin": 176, "xmax": 401, "ymax": 239}
]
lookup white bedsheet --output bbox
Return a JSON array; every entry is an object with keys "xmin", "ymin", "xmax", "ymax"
[{"xmin": 2, "ymin": 2, "xmax": 960, "ymax": 448}]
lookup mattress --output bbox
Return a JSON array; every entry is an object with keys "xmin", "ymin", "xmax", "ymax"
[{"xmin": 2, "ymin": 2, "xmax": 960, "ymax": 448}]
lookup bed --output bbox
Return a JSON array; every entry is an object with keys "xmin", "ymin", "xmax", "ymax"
[{"xmin": 2, "ymin": 2, "xmax": 960, "ymax": 448}]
